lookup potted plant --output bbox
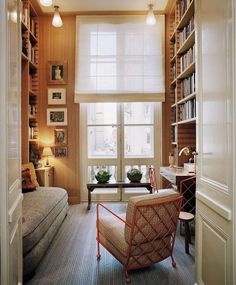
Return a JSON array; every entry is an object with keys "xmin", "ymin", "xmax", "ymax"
[
  {"xmin": 127, "ymin": 168, "xmax": 142, "ymax": 183},
  {"xmin": 95, "ymin": 170, "xmax": 111, "ymax": 183}
]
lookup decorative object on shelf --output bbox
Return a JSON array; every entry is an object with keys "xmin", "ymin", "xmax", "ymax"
[
  {"xmin": 169, "ymin": 152, "xmax": 175, "ymax": 168},
  {"xmin": 48, "ymin": 88, "xmax": 66, "ymax": 105},
  {"xmin": 127, "ymin": 168, "xmax": 142, "ymax": 182},
  {"xmin": 52, "ymin": 6, "xmax": 63, "ymax": 28},
  {"xmin": 54, "ymin": 146, "xmax": 68, "ymax": 158},
  {"xmin": 47, "ymin": 108, "xmax": 67, "ymax": 126},
  {"xmin": 47, "ymin": 61, "xmax": 67, "ymax": 84},
  {"xmin": 42, "ymin": 146, "xmax": 53, "ymax": 167},
  {"xmin": 39, "ymin": 0, "xmax": 52, "ymax": 6},
  {"xmin": 54, "ymin": 128, "xmax": 67, "ymax": 145},
  {"xmin": 146, "ymin": 4, "xmax": 156, "ymax": 25},
  {"xmin": 95, "ymin": 170, "xmax": 111, "ymax": 183}
]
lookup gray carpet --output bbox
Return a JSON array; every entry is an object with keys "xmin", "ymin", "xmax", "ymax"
[{"xmin": 25, "ymin": 203, "xmax": 195, "ymax": 285}]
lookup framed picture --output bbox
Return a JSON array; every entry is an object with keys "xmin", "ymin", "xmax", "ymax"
[
  {"xmin": 48, "ymin": 88, "xmax": 66, "ymax": 105},
  {"xmin": 47, "ymin": 61, "xmax": 68, "ymax": 84},
  {"xmin": 54, "ymin": 146, "xmax": 68, "ymax": 158},
  {"xmin": 47, "ymin": 108, "xmax": 67, "ymax": 126},
  {"xmin": 54, "ymin": 128, "xmax": 67, "ymax": 145}
]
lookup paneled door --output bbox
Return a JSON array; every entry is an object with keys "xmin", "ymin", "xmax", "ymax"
[
  {"xmin": 80, "ymin": 102, "xmax": 161, "ymax": 202},
  {"xmin": 196, "ymin": 0, "xmax": 235, "ymax": 284},
  {"xmin": 0, "ymin": 0, "xmax": 23, "ymax": 284}
]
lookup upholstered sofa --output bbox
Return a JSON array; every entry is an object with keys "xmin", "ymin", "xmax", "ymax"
[{"xmin": 22, "ymin": 163, "xmax": 69, "ymax": 278}]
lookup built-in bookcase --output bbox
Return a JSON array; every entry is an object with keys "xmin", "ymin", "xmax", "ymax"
[
  {"xmin": 21, "ymin": 0, "xmax": 39, "ymax": 164},
  {"xmin": 169, "ymin": 0, "xmax": 196, "ymax": 166}
]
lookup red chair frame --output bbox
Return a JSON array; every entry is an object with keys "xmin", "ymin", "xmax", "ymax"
[{"xmin": 96, "ymin": 195, "xmax": 183, "ymax": 283}]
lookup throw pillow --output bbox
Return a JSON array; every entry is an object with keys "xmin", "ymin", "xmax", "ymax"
[{"xmin": 22, "ymin": 168, "xmax": 36, "ymax": 193}]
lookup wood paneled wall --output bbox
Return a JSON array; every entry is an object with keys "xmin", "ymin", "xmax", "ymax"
[{"xmin": 38, "ymin": 16, "xmax": 80, "ymax": 204}]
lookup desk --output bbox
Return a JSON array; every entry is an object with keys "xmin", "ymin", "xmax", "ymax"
[
  {"xmin": 87, "ymin": 180, "xmax": 152, "ymax": 210},
  {"xmin": 160, "ymin": 166, "xmax": 194, "ymax": 190}
]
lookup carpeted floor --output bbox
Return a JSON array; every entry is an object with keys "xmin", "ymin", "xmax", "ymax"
[{"xmin": 25, "ymin": 203, "xmax": 195, "ymax": 285}]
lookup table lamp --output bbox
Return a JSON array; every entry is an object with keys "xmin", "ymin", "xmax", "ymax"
[{"xmin": 42, "ymin": 146, "xmax": 53, "ymax": 167}]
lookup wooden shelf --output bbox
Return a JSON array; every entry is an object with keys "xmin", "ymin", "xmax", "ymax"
[
  {"xmin": 170, "ymin": 30, "xmax": 176, "ymax": 42},
  {"xmin": 29, "ymin": 61, "xmax": 37, "ymax": 71},
  {"xmin": 177, "ymin": 30, "xmax": 195, "ymax": 55},
  {"xmin": 170, "ymin": 78, "xmax": 177, "ymax": 86},
  {"xmin": 170, "ymin": 54, "xmax": 176, "ymax": 64},
  {"xmin": 178, "ymin": 117, "xmax": 196, "ymax": 125},
  {"xmin": 171, "ymin": 103, "xmax": 177, "ymax": 108},
  {"xmin": 177, "ymin": 61, "xmax": 195, "ymax": 79},
  {"xmin": 21, "ymin": 52, "xmax": 29, "ymax": 61},
  {"xmin": 176, "ymin": 0, "xmax": 194, "ymax": 30},
  {"xmin": 30, "ymin": 31, "xmax": 37, "ymax": 43},
  {"xmin": 177, "ymin": 92, "xmax": 196, "ymax": 105},
  {"xmin": 21, "ymin": 21, "xmax": 28, "ymax": 31},
  {"xmin": 29, "ymin": 90, "xmax": 37, "ymax": 97}
]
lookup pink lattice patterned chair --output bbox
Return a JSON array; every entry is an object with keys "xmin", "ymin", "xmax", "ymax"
[{"xmin": 96, "ymin": 189, "xmax": 183, "ymax": 283}]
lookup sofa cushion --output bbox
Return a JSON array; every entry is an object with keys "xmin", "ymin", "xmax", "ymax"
[
  {"xmin": 22, "ymin": 162, "xmax": 39, "ymax": 187},
  {"xmin": 22, "ymin": 187, "xmax": 68, "ymax": 255},
  {"xmin": 22, "ymin": 168, "xmax": 36, "ymax": 193}
]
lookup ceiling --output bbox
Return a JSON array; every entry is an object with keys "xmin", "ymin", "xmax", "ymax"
[{"xmin": 39, "ymin": 0, "xmax": 169, "ymax": 13}]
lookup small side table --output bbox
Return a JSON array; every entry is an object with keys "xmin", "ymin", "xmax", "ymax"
[{"xmin": 35, "ymin": 166, "xmax": 54, "ymax": 187}]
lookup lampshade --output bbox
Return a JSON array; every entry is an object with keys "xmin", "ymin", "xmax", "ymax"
[
  {"xmin": 42, "ymin": 146, "xmax": 53, "ymax": 166},
  {"xmin": 146, "ymin": 4, "xmax": 156, "ymax": 25},
  {"xmin": 39, "ymin": 0, "xmax": 52, "ymax": 7},
  {"xmin": 42, "ymin": 146, "xmax": 53, "ymax": 157},
  {"xmin": 52, "ymin": 6, "xmax": 63, "ymax": 28}
]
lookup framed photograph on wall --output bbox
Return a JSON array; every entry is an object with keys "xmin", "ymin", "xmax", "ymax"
[
  {"xmin": 54, "ymin": 146, "xmax": 68, "ymax": 158},
  {"xmin": 47, "ymin": 108, "xmax": 67, "ymax": 126},
  {"xmin": 54, "ymin": 128, "xmax": 67, "ymax": 145},
  {"xmin": 47, "ymin": 61, "xmax": 68, "ymax": 85},
  {"xmin": 48, "ymin": 88, "xmax": 66, "ymax": 105}
]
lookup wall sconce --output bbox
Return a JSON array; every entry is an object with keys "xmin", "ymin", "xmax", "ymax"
[
  {"xmin": 146, "ymin": 4, "xmax": 156, "ymax": 25},
  {"xmin": 39, "ymin": 0, "xmax": 52, "ymax": 6},
  {"xmin": 52, "ymin": 5, "xmax": 63, "ymax": 28},
  {"xmin": 42, "ymin": 146, "xmax": 53, "ymax": 167},
  {"xmin": 179, "ymin": 146, "xmax": 198, "ymax": 173}
]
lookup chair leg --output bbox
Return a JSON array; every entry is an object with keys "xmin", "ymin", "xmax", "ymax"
[
  {"xmin": 184, "ymin": 221, "xmax": 191, "ymax": 254},
  {"xmin": 96, "ymin": 239, "xmax": 101, "ymax": 260},
  {"xmin": 170, "ymin": 255, "xmax": 176, "ymax": 268},
  {"xmin": 125, "ymin": 269, "xmax": 131, "ymax": 283}
]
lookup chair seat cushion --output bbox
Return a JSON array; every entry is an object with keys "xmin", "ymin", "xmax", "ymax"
[
  {"xmin": 22, "ymin": 187, "xmax": 68, "ymax": 255},
  {"xmin": 98, "ymin": 214, "xmax": 172, "ymax": 259}
]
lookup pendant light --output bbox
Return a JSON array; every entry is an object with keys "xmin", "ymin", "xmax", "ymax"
[
  {"xmin": 52, "ymin": 5, "xmax": 63, "ymax": 28},
  {"xmin": 40, "ymin": 0, "xmax": 52, "ymax": 7},
  {"xmin": 146, "ymin": 4, "xmax": 156, "ymax": 25}
]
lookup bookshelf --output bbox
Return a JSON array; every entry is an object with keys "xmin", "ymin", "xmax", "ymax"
[
  {"xmin": 168, "ymin": 0, "xmax": 196, "ymax": 166},
  {"xmin": 21, "ymin": 0, "xmax": 39, "ymax": 164}
]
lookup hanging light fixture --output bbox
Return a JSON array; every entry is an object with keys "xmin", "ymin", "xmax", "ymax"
[
  {"xmin": 40, "ymin": 0, "xmax": 52, "ymax": 6},
  {"xmin": 52, "ymin": 5, "xmax": 63, "ymax": 27},
  {"xmin": 146, "ymin": 4, "xmax": 156, "ymax": 25}
]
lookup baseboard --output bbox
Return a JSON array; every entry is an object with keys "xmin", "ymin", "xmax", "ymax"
[{"xmin": 68, "ymin": 196, "xmax": 80, "ymax": 204}]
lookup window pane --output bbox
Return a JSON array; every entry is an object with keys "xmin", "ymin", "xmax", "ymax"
[
  {"xmin": 87, "ymin": 103, "xmax": 117, "ymax": 125},
  {"xmin": 125, "ymin": 126, "xmax": 153, "ymax": 157},
  {"xmin": 88, "ymin": 126, "xmax": 117, "ymax": 158},
  {"xmin": 124, "ymin": 103, "xmax": 154, "ymax": 124},
  {"xmin": 88, "ymin": 165, "xmax": 117, "ymax": 181}
]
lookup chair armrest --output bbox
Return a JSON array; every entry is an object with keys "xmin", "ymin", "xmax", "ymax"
[{"xmin": 96, "ymin": 203, "xmax": 131, "ymax": 228}]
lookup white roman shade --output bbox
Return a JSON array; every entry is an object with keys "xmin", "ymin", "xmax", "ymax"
[{"xmin": 75, "ymin": 15, "xmax": 165, "ymax": 103}]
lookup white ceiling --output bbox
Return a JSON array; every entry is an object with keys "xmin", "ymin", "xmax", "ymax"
[{"xmin": 39, "ymin": 0, "xmax": 169, "ymax": 13}]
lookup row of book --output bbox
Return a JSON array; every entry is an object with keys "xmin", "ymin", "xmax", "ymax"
[
  {"xmin": 29, "ymin": 104, "xmax": 37, "ymax": 117},
  {"xmin": 180, "ymin": 72, "xmax": 195, "ymax": 98},
  {"xmin": 179, "ymin": 16, "xmax": 194, "ymax": 47},
  {"xmin": 21, "ymin": 2, "xmax": 37, "ymax": 36},
  {"xmin": 179, "ymin": 98, "xmax": 196, "ymax": 121},
  {"xmin": 180, "ymin": 45, "xmax": 195, "ymax": 72},
  {"xmin": 29, "ymin": 126, "xmax": 38, "ymax": 140},
  {"xmin": 28, "ymin": 41, "xmax": 36, "ymax": 63},
  {"xmin": 171, "ymin": 62, "xmax": 176, "ymax": 81},
  {"xmin": 172, "ymin": 126, "xmax": 177, "ymax": 143},
  {"xmin": 178, "ymin": 0, "xmax": 193, "ymax": 21}
]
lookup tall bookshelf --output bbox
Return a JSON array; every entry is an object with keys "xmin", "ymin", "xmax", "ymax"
[
  {"xmin": 169, "ymin": 0, "xmax": 196, "ymax": 166},
  {"xmin": 21, "ymin": 0, "xmax": 39, "ymax": 164}
]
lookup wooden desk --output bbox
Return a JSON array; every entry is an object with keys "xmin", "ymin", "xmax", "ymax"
[
  {"xmin": 87, "ymin": 180, "xmax": 152, "ymax": 210},
  {"xmin": 160, "ymin": 166, "xmax": 194, "ymax": 190}
]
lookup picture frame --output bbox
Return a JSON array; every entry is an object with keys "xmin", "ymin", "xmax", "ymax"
[
  {"xmin": 47, "ymin": 61, "xmax": 68, "ymax": 85},
  {"xmin": 54, "ymin": 146, "xmax": 68, "ymax": 158},
  {"xmin": 47, "ymin": 108, "xmax": 67, "ymax": 126},
  {"xmin": 54, "ymin": 128, "xmax": 67, "ymax": 145},
  {"xmin": 48, "ymin": 88, "xmax": 66, "ymax": 105}
]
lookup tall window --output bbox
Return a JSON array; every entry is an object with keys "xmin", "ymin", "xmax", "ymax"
[{"xmin": 75, "ymin": 15, "xmax": 165, "ymax": 103}]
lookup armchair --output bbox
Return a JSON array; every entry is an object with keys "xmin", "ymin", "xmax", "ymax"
[{"xmin": 96, "ymin": 189, "xmax": 183, "ymax": 283}]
